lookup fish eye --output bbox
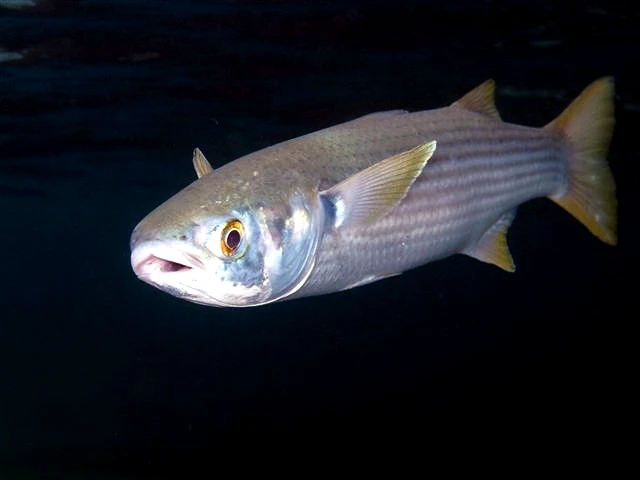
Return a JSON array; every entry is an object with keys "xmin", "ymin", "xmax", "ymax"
[{"xmin": 220, "ymin": 219, "xmax": 244, "ymax": 257}]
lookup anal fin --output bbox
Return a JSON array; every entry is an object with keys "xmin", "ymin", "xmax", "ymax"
[{"xmin": 463, "ymin": 211, "xmax": 516, "ymax": 272}]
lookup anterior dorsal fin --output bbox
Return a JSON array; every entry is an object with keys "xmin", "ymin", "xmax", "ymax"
[
  {"xmin": 320, "ymin": 141, "xmax": 436, "ymax": 230},
  {"xmin": 192, "ymin": 148, "xmax": 213, "ymax": 178},
  {"xmin": 463, "ymin": 211, "xmax": 515, "ymax": 272},
  {"xmin": 452, "ymin": 79, "xmax": 501, "ymax": 120}
]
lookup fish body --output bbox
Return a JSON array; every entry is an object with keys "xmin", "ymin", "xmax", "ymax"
[{"xmin": 130, "ymin": 78, "xmax": 616, "ymax": 307}]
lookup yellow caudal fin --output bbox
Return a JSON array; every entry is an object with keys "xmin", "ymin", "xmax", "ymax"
[{"xmin": 545, "ymin": 77, "xmax": 617, "ymax": 245}]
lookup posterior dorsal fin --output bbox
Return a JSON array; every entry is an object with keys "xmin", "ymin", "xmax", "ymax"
[
  {"xmin": 452, "ymin": 79, "xmax": 501, "ymax": 120},
  {"xmin": 192, "ymin": 148, "xmax": 213, "ymax": 178},
  {"xmin": 359, "ymin": 110, "xmax": 409, "ymax": 120},
  {"xmin": 463, "ymin": 211, "xmax": 515, "ymax": 272},
  {"xmin": 320, "ymin": 141, "xmax": 436, "ymax": 229}
]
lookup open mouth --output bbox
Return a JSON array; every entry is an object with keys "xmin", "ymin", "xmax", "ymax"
[
  {"xmin": 136, "ymin": 254, "xmax": 192, "ymax": 274},
  {"xmin": 130, "ymin": 241, "xmax": 205, "ymax": 279}
]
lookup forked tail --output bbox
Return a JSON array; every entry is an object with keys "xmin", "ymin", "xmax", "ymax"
[{"xmin": 545, "ymin": 77, "xmax": 617, "ymax": 245}]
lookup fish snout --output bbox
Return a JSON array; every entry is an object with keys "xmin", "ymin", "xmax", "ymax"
[{"xmin": 130, "ymin": 241, "xmax": 206, "ymax": 280}]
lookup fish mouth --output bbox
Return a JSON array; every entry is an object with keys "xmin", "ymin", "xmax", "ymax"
[
  {"xmin": 136, "ymin": 254, "xmax": 192, "ymax": 274},
  {"xmin": 131, "ymin": 240, "xmax": 206, "ymax": 280},
  {"xmin": 130, "ymin": 240, "xmax": 275, "ymax": 308},
  {"xmin": 130, "ymin": 240, "xmax": 242, "ymax": 307}
]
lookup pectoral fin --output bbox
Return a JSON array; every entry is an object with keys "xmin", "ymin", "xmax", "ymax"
[
  {"xmin": 320, "ymin": 141, "xmax": 436, "ymax": 229},
  {"xmin": 192, "ymin": 148, "xmax": 213, "ymax": 178},
  {"xmin": 340, "ymin": 272, "xmax": 402, "ymax": 291},
  {"xmin": 463, "ymin": 211, "xmax": 516, "ymax": 272}
]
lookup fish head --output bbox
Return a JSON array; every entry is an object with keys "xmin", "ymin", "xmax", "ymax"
[{"xmin": 130, "ymin": 164, "xmax": 324, "ymax": 307}]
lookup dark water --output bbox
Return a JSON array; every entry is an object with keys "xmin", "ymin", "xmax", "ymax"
[{"xmin": 1, "ymin": 0, "xmax": 637, "ymax": 475}]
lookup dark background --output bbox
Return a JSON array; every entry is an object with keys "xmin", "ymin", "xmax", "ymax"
[{"xmin": 1, "ymin": 0, "xmax": 637, "ymax": 476}]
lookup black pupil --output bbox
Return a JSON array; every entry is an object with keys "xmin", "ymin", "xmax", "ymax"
[{"xmin": 226, "ymin": 229, "xmax": 241, "ymax": 250}]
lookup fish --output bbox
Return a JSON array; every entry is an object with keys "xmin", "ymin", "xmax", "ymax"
[{"xmin": 130, "ymin": 77, "xmax": 616, "ymax": 307}]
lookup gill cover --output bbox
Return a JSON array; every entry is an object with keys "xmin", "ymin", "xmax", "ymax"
[{"xmin": 213, "ymin": 188, "xmax": 324, "ymax": 306}]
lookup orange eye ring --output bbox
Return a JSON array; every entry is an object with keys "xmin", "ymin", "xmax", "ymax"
[{"xmin": 220, "ymin": 219, "xmax": 244, "ymax": 257}]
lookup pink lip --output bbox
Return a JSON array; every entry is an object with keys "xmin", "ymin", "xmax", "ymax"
[{"xmin": 131, "ymin": 241, "xmax": 205, "ymax": 278}]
